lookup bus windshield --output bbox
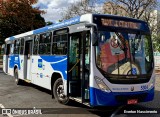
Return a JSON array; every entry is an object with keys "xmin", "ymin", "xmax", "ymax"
[{"xmin": 96, "ymin": 31, "xmax": 153, "ymax": 75}]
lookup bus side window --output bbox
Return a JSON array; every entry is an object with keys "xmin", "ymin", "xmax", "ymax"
[
  {"xmin": 52, "ymin": 34, "xmax": 68, "ymax": 55},
  {"xmin": 33, "ymin": 35, "xmax": 39, "ymax": 55},
  {"xmin": 13, "ymin": 40, "xmax": 16, "ymax": 54},
  {"xmin": 39, "ymin": 32, "xmax": 52, "ymax": 55},
  {"xmin": 6, "ymin": 44, "xmax": 10, "ymax": 55},
  {"xmin": 14, "ymin": 39, "xmax": 20, "ymax": 54},
  {"xmin": 20, "ymin": 38, "xmax": 24, "ymax": 54}
]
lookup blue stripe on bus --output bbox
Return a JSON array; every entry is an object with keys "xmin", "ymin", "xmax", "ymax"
[
  {"xmin": 33, "ymin": 16, "xmax": 80, "ymax": 34},
  {"xmin": 39, "ymin": 56, "xmax": 67, "ymax": 62},
  {"xmin": 40, "ymin": 55, "xmax": 67, "ymax": 80},
  {"xmin": 89, "ymin": 87, "xmax": 154, "ymax": 106},
  {"xmin": 51, "ymin": 62, "xmax": 67, "ymax": 80}
]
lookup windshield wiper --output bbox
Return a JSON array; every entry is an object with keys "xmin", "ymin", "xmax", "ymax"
[{"xmin": 115, "ymin": 32, "xmax": 128, "ymax": 61}]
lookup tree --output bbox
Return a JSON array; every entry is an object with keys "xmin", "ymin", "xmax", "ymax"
[
  {"xmin": 46, "ymin": 21, "xmax": 53, "ymax": 26},
  {"xmin": 152, "ymin": 34, "xmax": 160, "ymax": 52},
  {"xmin": 60, "ymin": 0, "xmax": 103, "ymax": 20},
  {"xmin": 103, "ymin": 0, "xmax": 158, "ymax": 33},
  {"xmin": 0, "ymin": 0, "xmax": 45, "ymax": 43},
  {"xmin": 103, "ymin": 0, "xmax": 157, "ymax": 19}
]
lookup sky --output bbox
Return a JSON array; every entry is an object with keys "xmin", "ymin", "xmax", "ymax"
[
  {"xmin": 33, "ymin": 0, "xmax": 81, "ymax": 23},
  {"xmin": 34, "ymin": 0, "xmax": 160, "ymax": 23}
]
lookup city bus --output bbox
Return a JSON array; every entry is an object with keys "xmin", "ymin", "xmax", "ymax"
[{"xmin": 2, "ymin": 14, "xmax": 155, "ymax": 107}]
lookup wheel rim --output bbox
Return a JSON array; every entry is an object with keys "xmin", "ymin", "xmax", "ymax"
[{"xmin": 56, "ymin": 84, "xmax": 66, "ymax": 101}]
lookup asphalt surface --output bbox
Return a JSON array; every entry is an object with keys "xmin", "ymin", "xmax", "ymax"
[{"xmin": 0, "ymin": 70, "xmax": 159, "ymax": 117}]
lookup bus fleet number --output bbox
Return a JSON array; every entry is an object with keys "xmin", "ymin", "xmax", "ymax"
[{"xmin": 141, "ymin": 85, "xmax": 148, "ymax": 91}]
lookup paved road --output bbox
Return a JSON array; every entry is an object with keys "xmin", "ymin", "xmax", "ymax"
[
  {"xmin": 0, "ymin": 71, "xmax": 118, "ymax": 117},
  {"xmin": 0, "ymin": 70, "xmax": 159, "ymax": 117}
]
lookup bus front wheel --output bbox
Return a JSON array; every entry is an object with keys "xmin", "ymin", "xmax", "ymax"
[
  {"xmin": 53, "ymin": 78, "xmax": 69, "ymax": 105},
  {"xmin": 14, "ymin": 68, "xmax": 21, "ymax": 85}
]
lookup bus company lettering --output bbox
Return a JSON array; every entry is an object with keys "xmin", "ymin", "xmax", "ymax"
[{"xmin": 101, "ymin": 18, "xmax": 140, "ymax": 29}]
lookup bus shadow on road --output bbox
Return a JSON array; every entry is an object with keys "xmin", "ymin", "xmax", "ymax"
[
  {"xmin": 18, "ymin": 81, "xmax": 160, "ymax": 116},
  {"xmin": 20, "ymin": 81, "xmax": 121, "ymax": 116},
  {"xmin": 0, "ymin": 68, "xmax": 6, "ymax": 74},
  {"xmin": 19, "ymin": 81, "xmax": 51, "ymax": 95}
]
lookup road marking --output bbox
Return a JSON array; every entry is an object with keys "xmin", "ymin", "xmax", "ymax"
[
  {"xmin": 0, "ymin": 104, "xmax": 13, "ymax": 117},
  {"xmin": 110, "ymin": 106, "xmax": 124, "ymax": 117}
]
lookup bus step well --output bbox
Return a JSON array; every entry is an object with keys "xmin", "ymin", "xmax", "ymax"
[
  {"xmin": 70, "ymin": 97, "xmax": 90, "ymax": 107},
  {"xmin": 24, "ymin": 79, "xmax": 31, "ymax": 83}
]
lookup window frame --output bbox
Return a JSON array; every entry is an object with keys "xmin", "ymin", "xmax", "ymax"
[
  {"xmin": 52, "ymin": 28, "xmax": 69, "ymax": 55},
  {"xmin": 36, "ymin": 31, "xmax": 52, "ymax": 55},
  {"xmin": 20, "ymin": 38, "xmax": 24, "ymax": 55},
  {"xmin": 13, "ymin": 39, "xmax": 20, "ymax": 54},
  {"xmin": 33, "ymin": 34, "xmax": 40, "ymax": 55}
]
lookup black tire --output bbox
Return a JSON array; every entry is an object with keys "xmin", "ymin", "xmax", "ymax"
[
  {"xmin": 53, "ymin": 78, "xmax": 69, "ymax": 104},
  {"xmin": 14, "ymin": 68, "xmax": 21, "ymax": 85}
]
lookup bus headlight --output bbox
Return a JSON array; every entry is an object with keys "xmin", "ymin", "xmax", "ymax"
[
  {"xmin": 149, "ymin": 79, "xmax": 154, "ymax": 90},
  {"xmin": 94, "ymin": 76, "xmax": 111, "ymax": 93},
  {"xmin": 149, "ymin": 83, "xmax": 153, "ymax": 90}
]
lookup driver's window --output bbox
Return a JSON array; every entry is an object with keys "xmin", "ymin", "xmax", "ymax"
[{"xmin": 144, "ymin": 35, "xmax": 152, "ymax": 62}]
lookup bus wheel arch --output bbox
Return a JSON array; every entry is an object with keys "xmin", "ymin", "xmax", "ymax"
[
  {"xmin": 51, "ymin": 73, "xmax": 69, "ymax": 105},
  {"xmin": 51, "ymin": 73, "xmax": 61, "ymax": 98}
]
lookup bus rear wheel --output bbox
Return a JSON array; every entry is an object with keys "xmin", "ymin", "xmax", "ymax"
[
  {"xmin": 14, "ymin": 68, "xmax": 21, "ymax": 85},
  {"xmin": 53, "ymin": 78, "xmax": 69, "ymax": 105}
]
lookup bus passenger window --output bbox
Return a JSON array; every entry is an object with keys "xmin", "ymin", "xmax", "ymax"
[
  {"xmin": 6, "ymin": 44, "xmax": 11, "ymax": 55},
  {"xmin": 33, "ymin": 35, "xmax": 39, "ymax": 55},
  {"xmin": 52, "ymin": 34, "xmax": 68, "ymax": 55},
  {"xmin": 14, "ymin": 39, "xmax": 20, "ymax": 54},
  {"xmin": 39, "ymin": 32, "xmax": 51, "ymax": 55},
  {"xmin": 20, "ymin": 38, "xmax": 24, "ymax": 54}
]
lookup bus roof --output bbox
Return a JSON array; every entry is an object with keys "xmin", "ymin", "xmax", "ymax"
[
  {"xmin": 93, "ymin": 14, "xmax": 146, "ymax": 23},
  {"xmin": 5, "ymin": 13, "xmax": 147, "ymax": 42}
]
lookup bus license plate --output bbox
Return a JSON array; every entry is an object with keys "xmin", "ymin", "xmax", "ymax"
[{"xmin": 127, "ymin": 99, "xmax": 138, "ymax": 104}]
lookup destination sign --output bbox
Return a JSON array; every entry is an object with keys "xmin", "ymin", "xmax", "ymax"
[{"xmin": 101, "ymin": 18, "xmax": 141, "ymax": 29}]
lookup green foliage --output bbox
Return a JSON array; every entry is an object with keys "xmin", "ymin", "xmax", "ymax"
[
  {"xmin": 46, "ymin": 21, "xmax": 53, "ymax": 26},
  {"xmin": 152, "ymin": 34, "xmax": 160, "ymax": 52},
  {"xmin": 0, "ymin": 0, "xmax": 45, "ymax": 44}
]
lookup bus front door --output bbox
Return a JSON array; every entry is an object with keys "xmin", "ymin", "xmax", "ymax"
[
  {"xmin": 68, "ymin": 31, "xmax": 90, "ymax": 103},
  {"xmin": 24, "ymin": 40, "xmax": 32, "ymax": 81}
]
